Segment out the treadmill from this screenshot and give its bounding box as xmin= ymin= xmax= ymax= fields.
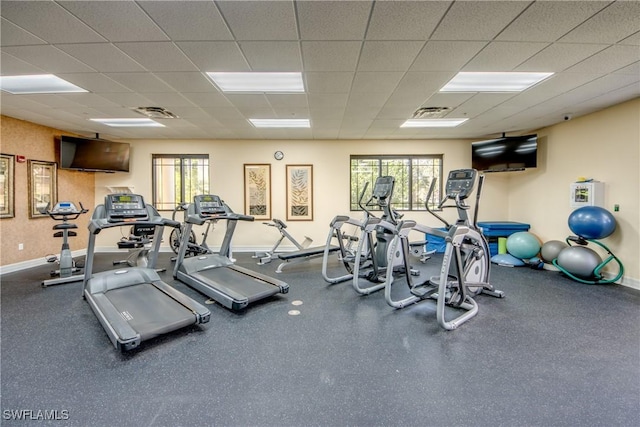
xmin=173 ymin=195 xmax=289 ymax=311
xmin=83 ymin=193 xmax=210 ymax=352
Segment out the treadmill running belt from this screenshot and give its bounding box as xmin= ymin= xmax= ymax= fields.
xmin=106 ymin=283 xmax=196 ymax=341
xmin=193 ymin=267 xmax=280 ymax=303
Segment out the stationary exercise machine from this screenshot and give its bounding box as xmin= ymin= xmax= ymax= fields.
xmin=169 ymin=202 xmax=212 ymax=258
xmin=173 ymin=195 xmax=289 ymax=311
xmin=83 ymin=193 xmax=210 ymax=351
xmin=351 ymin=175 xmax=409 ymax=295
xmin=384 ymin=169 xmax=504 ymax=330
xmin=42 ymin=201 xmax=88 ymax=287
xmin=113 ymin=224 xmax=163 ymax=270
xmin=253 ymin=218 xmax=312 ymax=265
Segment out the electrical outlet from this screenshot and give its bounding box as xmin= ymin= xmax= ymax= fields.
xmin=18 ymin=243 xmax=24 ymax=250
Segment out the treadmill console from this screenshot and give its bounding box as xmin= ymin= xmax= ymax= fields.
xmin=194 ymin=195 xmax=226 ymax=216
xmin=104 ymin=194 xmax=149 ymax=222
xmin=445 ymin=169 xmax=477 ymax=200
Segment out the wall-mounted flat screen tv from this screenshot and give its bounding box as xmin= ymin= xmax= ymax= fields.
xmin=471 ymin=134 xmax=537 ymax=172
xmin=58 ymin=135 xmax=130 ymax=173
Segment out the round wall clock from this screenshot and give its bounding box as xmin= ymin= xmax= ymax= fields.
xmin=274 ymin=151 xmax=284 ymax=161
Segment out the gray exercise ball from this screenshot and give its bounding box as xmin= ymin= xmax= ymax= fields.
xmin=556 ymin=246 xmax=602 ymax=278
xmin=540 ymin=240 xmax=568 ymax=263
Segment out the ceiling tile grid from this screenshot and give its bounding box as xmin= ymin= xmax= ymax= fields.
xmin=0 ymin=0 xmax=638 ymax=140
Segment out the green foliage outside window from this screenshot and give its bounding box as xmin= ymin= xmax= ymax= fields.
xmin=350 ymin=155 xmax=442 ymax=211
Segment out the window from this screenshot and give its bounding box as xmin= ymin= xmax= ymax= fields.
xmin=152 ymin=154 xmax=209 ymax=210
xmin=350 ymin=155 xmax=442 ymax=211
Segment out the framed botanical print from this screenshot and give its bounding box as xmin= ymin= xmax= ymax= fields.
xmin=286 ymin=164 xmax=313 ymax=221
xmin=28 ymin=159 xmax=57 ymax=218
xmin=0 ymin=154 xmax=15 ymax=218
xmin=244 ymin=164 xmax=271 ymax=220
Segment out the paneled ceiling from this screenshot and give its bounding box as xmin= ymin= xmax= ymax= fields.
xmin=1 ymin=0 xmax=638 ymax=140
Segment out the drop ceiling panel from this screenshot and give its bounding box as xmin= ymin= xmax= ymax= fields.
xmin=559 ymin=1 xmax=640 ymax=44
xmin=304 ymin=72 xmax=354 ymax=93
xmin=177 ymin=41 xmax=249 ymax=72
xmin=0 ymin=52 xmax=45 ymax=75
xmin=104 ymin=73 xmax=177 ymax=93
xmin=217 ymin=1 xmax=297 ymax=40
xmin=1 ymin=1 xmax=105 ymax=44
xmin=181 ymin=92 xmax=234 ymax=108
xmin=0 ymin=17 xmax=46 ymax=46
xmin=58 ymin=1 xmax=168 ymax=42
xmin=56 ymin=73 xmax=132 ymax=94
xmin=357 ymin=41 xmax=425 ymax=71
xmin=350 ymin=72 xmax=404 ymax=95
xmin=431 ymin=1 xmax=529 ymax=41
xmin=297 ymin=1 xmax=371 ymax=40
xmin=55 ymin=43 xmax=146 ymax=73
xmin=410 ymin=41 xmax=487 ymax=72
xmin=138 ymin=1 xmax=233 ymax=41
xmin=450 ymin=93 xmax=517 ymax=118
xmin=301 ymin=42 xmax=362 ymax=72
xmin=496 ymin=1 xmax=611 ymax=42
xmin=2 ymin=45 xmax=95 ymax=73
xmin=114 ymin=42 xmax=198 ymax=72
xmin=366 ymin=1 xmax=450 ymax=40
xmin=564 ymin=45 xmax=640 ymax=74
xmin=139 ymin=93 xmax=197 ymax=108
xmin=516 ymin=43 xmax=609 ymax=72
xmin=266 ymin=94 xmax=309 ymax=108
xmin=463 ymin=42 xmax=549 ymax=71
xmin=308 ymin=93 xmax=349 ymax=109
xmin=239 ymin=42 xmax=303 ymax=71
xmin=153 ymin=72 xmax=218 ymax=93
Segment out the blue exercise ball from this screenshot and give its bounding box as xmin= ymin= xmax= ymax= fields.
xmin=568 ymin=206 xmax=616 ymax=240
xmin=506 ymin=232 xmax=541 ymax=260
xmin=556 ymin=246 xmax=602 ymax=278
xmin=540 ymin=240 xmax=568 ymax=263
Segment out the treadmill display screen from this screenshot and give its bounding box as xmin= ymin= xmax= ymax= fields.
xmin=105 ymin=194 xmax=148 ymax=221
xmin=195 ymin=195 xmax=225 ymax=215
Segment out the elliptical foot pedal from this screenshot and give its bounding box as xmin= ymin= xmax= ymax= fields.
xmin=410 ymin=285 xmax=436 ymax=298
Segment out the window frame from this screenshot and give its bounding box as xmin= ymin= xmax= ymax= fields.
xmin=152 ymin=154 xmax=210 ymax=211
xmin=349 ymin=154 xmax=443 ymax=211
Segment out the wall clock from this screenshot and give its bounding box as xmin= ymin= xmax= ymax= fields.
xmin=274 ymin=151 xmax=284 ymax=161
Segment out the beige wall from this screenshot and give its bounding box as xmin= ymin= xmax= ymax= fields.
xmin=2 ymin=98 xmax=638 ymax=287
xmin=0 ymin=116 xmax=95 ymax=266
xmin=507 ymin=98 xmax=639 ymax=285
xmin=93 ymin=137 xmax=503 ymax=251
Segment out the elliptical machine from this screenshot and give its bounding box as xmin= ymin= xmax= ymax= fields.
xmin=351 ymin=176 xmax=408 ymax=295
xmin=42 ymin=201 xmax=89 ymax=287
xmin=383 ymin=169 xmax=504 ymax=330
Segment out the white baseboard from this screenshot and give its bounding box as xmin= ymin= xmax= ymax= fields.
xmin=0 ymin=249 xmax=87 ymax=275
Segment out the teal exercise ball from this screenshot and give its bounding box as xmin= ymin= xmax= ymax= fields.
xmin=540 ymin=240 xmax=568 ymax=263
xmin=556 ymin=246 xmax=602 ymax=278
xmin=506 ymin=232 xmax=541 ymax=260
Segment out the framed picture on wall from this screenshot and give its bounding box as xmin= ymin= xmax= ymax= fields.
xmin=28 ymin=159 xmax=57 ymax=219
xmin=0 ymin=153 xmax=15 ymax=219
xmin=286 ymin=164 xmax=313 ymax=221
xmin=243 ymin=164 xmax=271 ymax=220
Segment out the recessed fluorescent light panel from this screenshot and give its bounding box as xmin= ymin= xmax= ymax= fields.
xmin=440 ymin=72 xmax=554 ymax=92
xmin=401 ymin=118 xmax=468 ymax=128
xmin=249 ymin=119 xmax=310 ymax=128
xmin=206 ymin=72 xmax=304 ymax=93
xmin=0 ymin=74 xmax=88 ymax=94
xmin=90 ymin=118 xmax=165 ymax=127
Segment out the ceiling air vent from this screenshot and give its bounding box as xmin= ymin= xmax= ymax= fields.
xmin=133 ymin=107 xmax=179 ymax=119
xmin=412 ymin=107 xmax=451 ymax=119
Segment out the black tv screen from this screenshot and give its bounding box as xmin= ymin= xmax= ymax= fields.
xmin=58 ymin=135 xmax=130 ymax=172
xmin=471 ymin=134 xmax=537 ymax=172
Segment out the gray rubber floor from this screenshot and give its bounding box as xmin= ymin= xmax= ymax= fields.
xmin=1 ymin=252 xmax=639 ymax=426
